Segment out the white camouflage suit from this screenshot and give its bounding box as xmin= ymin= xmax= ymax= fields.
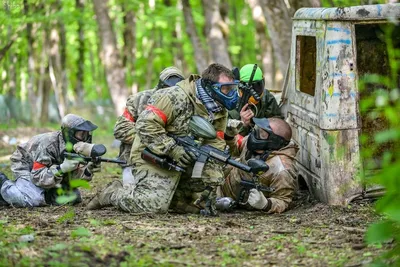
xmin=1 ymin=131 xmax=93 ymax=207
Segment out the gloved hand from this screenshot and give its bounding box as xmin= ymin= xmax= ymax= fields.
xmin=248 ymin=188 xmax=269 ymax=210
xmin=168 ymin=145 xmax=197 ymax=168
xmin=225 ymin=119 xmax=244 ymax=137
xmin=87 ymin=162 xmax=101 ymax=174
xmin=59 ymin=158 xmax=81 ymax=173
xmin=73 ymin=142 xmax=95 ymax=157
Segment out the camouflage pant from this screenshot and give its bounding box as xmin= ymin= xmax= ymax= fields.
xmin=110 ymin=161 xmax=225 ymax=214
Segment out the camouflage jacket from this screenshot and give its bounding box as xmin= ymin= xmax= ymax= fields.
xmin=114 ymin=89 xmax=156 ymax=165
xmin=228 ymin=88 xmax=282 ymax=136
xmin=10 ymin=131 xmax=93 ymax=189
xmin=131 ymin=74 xmax=228 ymax=174
xmin=221 ymin=136 xmax=299 ymax=213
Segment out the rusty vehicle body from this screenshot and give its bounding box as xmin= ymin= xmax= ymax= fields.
xmin=280 ymin=4 xmax=400 ymax=205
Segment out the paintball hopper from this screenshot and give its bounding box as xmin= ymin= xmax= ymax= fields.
xmin=73 ymin=142 xmax=107 ymax=157
xmin=189 ymin=116 xmax=216 ymax=140
xmin=91 ymin=144 xmax=107 ymax=157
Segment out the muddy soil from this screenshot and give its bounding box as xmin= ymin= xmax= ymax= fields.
xmin=0 ymin=128 xmax=388 ymax=266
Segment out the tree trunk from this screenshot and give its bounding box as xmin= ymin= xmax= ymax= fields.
xmin=57 ymin=0 xmax=68 ymax=114
xmin=165 ymin=0 xmax=187 ymax=74
xmin=144 ymin=39 xmax=155 ymax=90
xmin=122 ymin=4 xmax=137 ymax=94
xmin=24 ymin=0 xmax=38 ymax=123
xmin=49 ymin=6 xmax=67 ymax=119
xmin=247 ymin=0 xmax=275 ymax=90
xmin=259 ymin=0 xmax=292 ymax=76
xmin=181 ymin=0 xmax=208 ymax=73
xmin=75 ymin=0 xmax=85 ymax=107
xmin=93 ymin=0 xmax=128 ymax=115
xmin=201 ymin=0 xmax=232 ymax=68
xmin=38 ymin=25 xmax=51 ymax=123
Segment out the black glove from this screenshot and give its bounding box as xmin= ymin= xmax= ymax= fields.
xmin=168 ymin=145 xmax=197 ymax=168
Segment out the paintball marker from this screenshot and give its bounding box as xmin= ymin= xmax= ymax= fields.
xmin=169 ymin=134 xmax=252 ymax=177
xmin=236 ymin=64 xmax=262 ymax=111
xmin=63 ymin=144 xmax=126 ymax=165
xmin=238 ymin=158 xmax=274 ymax=206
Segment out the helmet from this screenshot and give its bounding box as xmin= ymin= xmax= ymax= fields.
xmin=239 ymin=64 xmax=265 ymax=105
xmin=61 ymin=114 xmax=98 ymax=145
xmin=157 ymin=66 xmax=185 ymax=88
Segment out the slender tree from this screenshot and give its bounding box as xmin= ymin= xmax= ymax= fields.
xmin=201 ymin=0 xmax=232 ymax=68
xmin=122 ymin=1 xmax=137 ymax=94
xmin=182 ymin=0 xmax=208 ymax=73
xmin=93 ymin=0 xmax=128 ymax=115
xmin=247 ymin=0 xmax=275 ymax=90
xmin=24 ymin=0 xmax=38 ymax=123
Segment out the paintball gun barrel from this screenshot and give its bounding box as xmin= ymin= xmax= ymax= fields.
xmin=64 ymin=153 xmax=126 ymax=165
xmin=63 ymin=144 xmax=126 ymax=165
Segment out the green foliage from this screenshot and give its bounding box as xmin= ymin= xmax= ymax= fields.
xmin=360 ymin=23 xmax=400 ymax=266
xmin=71 ymin=227 xmax=92 ymax=238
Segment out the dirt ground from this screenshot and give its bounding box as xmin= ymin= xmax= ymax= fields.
xmin=0 ymin=128 xmax=388 ymax=266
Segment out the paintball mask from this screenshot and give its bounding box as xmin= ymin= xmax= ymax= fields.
xmin=61 ymin=114 xmax=98 ymax=146
xmin=203 ymin=79 xmax=240 ymax=110
xmin=157 ymin=66 xmax=185 ymax=88
xmin=246 ymin=118 xmax=289 ymax=160
xmin=239 ymin=64 xmax=265 ymax=106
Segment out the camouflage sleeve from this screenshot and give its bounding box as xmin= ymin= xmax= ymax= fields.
xmin=135 ymin=94 xmax=178 ymax=155
xmin=30 ymin=150 xmax=63 ymax=189
xmin=262 ymin=169 xmax=296 ymax=214
xmin=262 ymin=89 xmax=282 ymax=118
xmin=114 ymin=94 xmax=139 ymax=144
xmin=114 ymin=116 xmax=136 ymax=144
xmin=225 ymin=134 xmax=246 ymax=157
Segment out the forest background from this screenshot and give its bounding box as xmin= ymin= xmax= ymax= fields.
xmin=0 ymin=0 xmax=396 ymax=125
xmin=0 ymin=0 xmax=400 ymax=266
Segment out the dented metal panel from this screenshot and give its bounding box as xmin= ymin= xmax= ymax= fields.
xmin=294 ymin=4 xmax=400 ymax=21
xmin=320 ymin=22 xmax=358 ymax=130
xmin=320 ymin=129 xmax=362 ymax=205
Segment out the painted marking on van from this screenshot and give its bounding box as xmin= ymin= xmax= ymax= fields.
xmin=328 ymin=85 xmax=334 ymax=96
xmin=329 ymin=72 xmax=355 ymax=78
xmin=325 ymin=91 xmax=356 ymax=98
xmin=328 ymin=56 xmax=338 ymax=61
xmin=327 ymin=27 xmax=351 ymax=34
xmin=326 ymin=39 xmax=351 ymax=45
xmin=377 ymin=4 xmax=382 ymax=16
xmin=324 ymin=113 xmax=337 ymax=118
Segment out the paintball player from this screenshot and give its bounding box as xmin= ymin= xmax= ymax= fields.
xmin=228 ymin=64 xmax=281 ymax=137
xmin=87 ymin=63 xmax=239 ymax=216
xmin=0 ymin=114 xmax=101 ymax=207
xmin=114 ymin=67 xmax=185 ymax=185
xmin=219 ymin=117 xmax=299 ymax=213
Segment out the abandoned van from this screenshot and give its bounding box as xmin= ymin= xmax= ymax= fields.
xmin=280 ymin=4 xmax=400 ymax=205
